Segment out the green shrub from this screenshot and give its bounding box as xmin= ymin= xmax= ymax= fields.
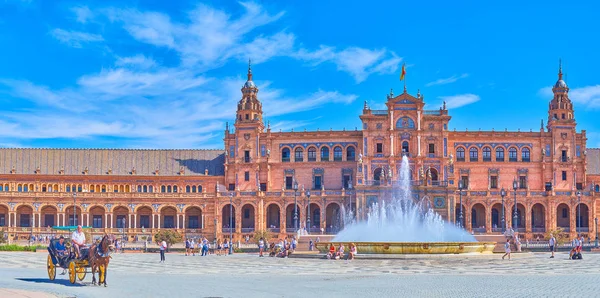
xmin=154 ymin=230 xmax=183 ymax=248
xmin=0 ymin=244 xmax=45 ymax=252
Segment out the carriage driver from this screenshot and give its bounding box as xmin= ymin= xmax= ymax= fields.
xmin=71 ymin=225 xmax=86 ymax=259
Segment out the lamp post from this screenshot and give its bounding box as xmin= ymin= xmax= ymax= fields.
xmin=214 ymin=218 xmax=217 ymax=246
xmin=576 ymin=191 xmax=581 ymax=236
xmin=595 ymin=217 xmax=599 ymax=248
xmin=229 ymin=192 xmax=233 ymax=255
xmin=122 ymin=218 xmax=126 ymax=242
xmin=306 ymin=190 xmax=311 ymax=234
xmin=348 ymin=179 xmax=353 ymax=217
xmin=293 ymin=181 xmax=299 ymax=231
xmin=512 ymin=179 xmax=518 ymax=230
xmin=500 ymin=188 xmax=506 ymax=233
xmin=73 ymin=192 xmax=77 ymax=226
xmin=458 ymin=180 xmax=464 ymax=228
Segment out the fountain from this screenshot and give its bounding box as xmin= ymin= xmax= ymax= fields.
xmin=316 ymin=156 xmax=495 ymax=254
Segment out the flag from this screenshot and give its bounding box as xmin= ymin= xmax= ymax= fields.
xmin=400 ymin=63 xmax=406 ymax=81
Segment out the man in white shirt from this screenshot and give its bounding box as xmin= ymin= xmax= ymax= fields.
xmin=71 ymin=225 xmax=86 ymax=259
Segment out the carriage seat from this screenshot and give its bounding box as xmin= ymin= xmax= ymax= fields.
xmin=79 ymin=247 xmax=90 ymax=260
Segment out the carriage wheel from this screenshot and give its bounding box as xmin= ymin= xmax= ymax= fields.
xmin=77 ymin=266 xmax=86 ymax=281
xmin=68 ymin=261 xmax=76 ymax=284
xmin=47 ymin=255 xmax=56 ymax=281
xmin=98 ymin=264 xmax=105 ymax=284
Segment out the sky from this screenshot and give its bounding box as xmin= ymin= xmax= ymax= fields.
xmin=0 ymin=0 xmax=599 ymax=149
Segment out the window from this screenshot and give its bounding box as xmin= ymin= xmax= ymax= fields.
xmin=20 ymin=214 xmax=30 ymax=227
xmin=314 ymin=176 xmax=322 ymax=190
xmin=198 ymin=185 xmax=202 ymax=193
xmin=186 ymin=186 xmax=191 ymax=193
xmin=562 ymin=171 xmax=567 ymax=181
xmin=545 ymin=182 xmax=553 ymax=191
xmin=483 ymin=147 xmax=492 ymax=162
xmin=244 ymin=150 xmax=250 ymax=163
xmin=402 ymin=141 xmax=409 ymax=154
xmin=308 ymin=147 xmax=317 ymax=162
xmin=244 ymin=171 xmax=250 ymax=181
xmin=0 ymin=214 xmax=4 ymax=226
xmin=92 ymin=215 xmax=103 ymax=228
xmin=522 ymin=148 xmax=530 ymax=162
xmin=561 ymin=150 xmax=567 ymax=162
xmin=469 ymin=148 xmax=478 ymax=162
xmin=428 ymin=144 xmax=435 ymax=154
xmin=17 ymin=185 xmax=22 ymax=192
xmin=490 ymin=176 xmax=498 ymax=189
xmin=245 ymin=114 xmax=249 ymax=120
xmin=140 ymin=215 xmax=150 ymax=229
xmin=334 ymin=147 xmax=343 ymax=161
xmin=167 ymin=185 xmax=172 ymax=193
xmin=461 ymin=176 xmax=469 ymax=189
xmin=561 ymin=113 xmax=565 ymax=119
xmin=260 ymin=183 xmax=267 ymax=191
xmin=188 ymin=216 xmax=199 ymax=229
xmin=495 ymin=148 xmax=504 ymax=161
xmin=456 ymin=148 xmax=465 ymax=162
xmin=596 ymin=184 xmax=600 ymax=192
xmin=320 ymin=147 xmax=330 ymax=162
xmin=343 ymin=175 xmax=351 ymax=189
xmin=161 ymin=185 xmax=166 ymax=193
xmin=66 ymin=185 xmax=71 ymax=192
xmin=116 ymin=215 xmax=126 ymax=228
xmin=519 ymin=176 xmax=527 ymax=189
xmin=347 ymin=146 xmax=356 ymax=161
xmin=244 ymin=209 xmax=250 ymax=219
xmin=295 ymin=148 xmax=304 ymax=162
xmin=228 ymin=184 xmax=235 ymax=191
xmin=509 ymin=148 xmax=518 ymax=162
xmin=576 ymin=183 xmax=583 ymax=190
xmin=282 ymin=148 xmax=290 ymax=162
xmin=376 ymin=143 xmax=383 ymax=153
xmin=562 ymin=208 xmax=568 ymax=218
xmin=285 ymin=177 xmax=293 ymax=190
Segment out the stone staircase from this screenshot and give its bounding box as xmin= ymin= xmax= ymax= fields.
xmin=295 ymin=235 xmax=335 ymax=252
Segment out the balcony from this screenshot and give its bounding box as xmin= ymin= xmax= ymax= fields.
xmin=509 ymin=157 xmax=517 ymax=162
xmin=244 ymin=156 xmax=251 ymax=163
xmin=532 ymin=228 xmax=546 ymax=233
xmin=334 ymin=156 xmax=342 ymax=162
xmin=222 ymin=228 xmax=235 ymax=233
xmin=321 ymin=156 xmax=329 ymax=162
xmin=308 ymin=156 xmax=317 ymax=162
xmin=295 ymin=157 xmax=303 ymax=162
xmin=282 ymin=157 xmax=290 ymax=162
xmin=241 ymin=228 xmax=255 ymax=233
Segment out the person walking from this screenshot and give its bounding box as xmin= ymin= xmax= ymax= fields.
xmin=549 ymin=234 xmax=556 ymax=258
xmin=502 ymin=239 xmax=511 ymax=260
xmin=159 ymin=240 xmax=167 ymax=263
xmin=258 ymin=237 xmax=265 ymax=257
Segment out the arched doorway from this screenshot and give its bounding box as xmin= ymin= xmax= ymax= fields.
xmin=455 ymin=203 xmax=466 ymax=228
xmin=401 ymin=141 xmax=409 ymax=155
xmin=65 ymin=206 xmax=82 ymax=227
xmin=185 ymin=207 xmax=202 ymax=229
xmin=531 ymin=203 xmax=546 ymax=232
xmin=513 ymin=203 xmax=526 ymax=230
xmin=471 ymin=203 xmax=486 ymax=233
xmin=556 ymin=203 xmax=570 ymax=231
xmin=90 ymin=206 xmax=105 ymax=229
xmin=222 ymin=204 xmax=236 ymax=233
xmin=491 ymin=203 xmax=505 ymax=231
xmin=426 ymin=167 xmax=439 ymax=186
xmin=265 ymin=204 xmax=280 ymax=231
xmin=0 ymin=204 xmax=8 ymax=227
xmin=113 ymin=206 xmax=129 ymax=229
xmin=160 ymin=206 xmax=176 ymax=228
xmin=241 ymin=204 xmax=255 ymax=232
xmin=286 ymin=204 xmax=301 ymax=232
xmin=576 ymin=203 xmax=589 ymax=233
xmin=373 ymin=168 xmax=382 ymax=185
xmin=325 ymin=203 xmax=341 ymax=234
xmin=136 ymin=206 xmax=152 ymax=229
xmin=41 ymin=206 xmax=57 ymax=227
xmin=16 ymin=205 xmax=33 ymax=227
xmin=305 ymin=203 xmax=321 ymax=233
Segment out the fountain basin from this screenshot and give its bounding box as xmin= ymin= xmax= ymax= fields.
xmin=316 ymin=242 xmax=496 ymax=254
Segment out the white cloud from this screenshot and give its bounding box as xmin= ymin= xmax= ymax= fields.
xmin=426 ymin=73 xmax=469 ymax=87
xmin=539 ymin=85 xmax=600 ymax=109
xmin=50 ymin=28 xmax=103 ymax=48
xmin=436 ymin=94 xmax=480 ymax=109
xmin=71 ymin=6 xmax=93 ymax=24
xmin=115 ymin=54 xmax=157 ymax=69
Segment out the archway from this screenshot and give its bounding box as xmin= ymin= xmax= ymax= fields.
xmin=41 ymin=206 xmax=57 ymax=227
xmin=64 ymin=206 xmax=82 ymax=227
xmin=455 ymin=203 xmax=466 ymax=228
xmin=513 ymin=203 xmax=526 ymax=230
xmin=325 ymin=203 xmax=342 ymax=234
xmin=90 ymin=206 xmax=105 ymax=228
xmin=286 ymin=204 xmax=301 ymax=232
xmin=113 ymin=206 xmax=129 ymax=229
xmin=373 ymin=168 xmax=382 ymax=185
xmin=576 ymin=203 xmax=589 ymax=233
xmin=531 ymin=203 xmax=546 ymax=232
xmin=491 ymin=203 xmax=505 ymax=231
xmin=426 ymin=167 xmax=439 ymax=185
xmin=306 ymin=203 xmax=321 ymax=232
xmin=556 ymin=203 xmax=570 ymax=230
xmin=471 ymin=203 xmax=486 ymax=232
xmin=185 ymin=207 xmax=202 ymax=229
xmin=265 ymin=204 xmax=280 ymax=231
xmin=160 ymin=206 xmax=177 ymax=229
xmin=16 ymin=205 xmax=33 ymax=227
xmin=241 ymin=204 xmax=255 ymax=232
xmin=222 ymin=204 xmax=236 ymax=232
xmin=0 ymin=204 xmax=8 ymax=227
xmin=136 ymin=206 xmax=152 ymax=229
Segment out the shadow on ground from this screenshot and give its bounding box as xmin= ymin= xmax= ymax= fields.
xmin=16 ymin=278 xmax=86 ymax=287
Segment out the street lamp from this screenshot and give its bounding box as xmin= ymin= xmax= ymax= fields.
xmin=500 ymin=187 xmax=506 ymax=233
xmin=122 ymin=218 xmax=126 ymax=242
xmin=577 ymin=191 xmax=582 ymax=236
xmin=512 ymin=178 xmax=518 ymax=230
xmin=458 ymin=180 xmax=464 ymax=228
xmin=213 ymin=218 xmax=217 ymax=246
xmin=595 ymin=217 xmax=599 ymax=248
xmin=306 ymin=190 xmax=311 ymax=234
xmin=73 ymin=192 xmax=77 ymax=226
xmin=293 ymin=180 xmax=299 ymax=231
xmin=229 ymin=192 xmax=233 ymax=255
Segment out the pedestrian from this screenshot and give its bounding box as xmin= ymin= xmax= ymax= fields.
xmin=159 ymin=240 xmax=167 ymax=263
xmin=309 ymin=239 xmax=314 ymax=251
xmin=502 ymin=239 xmax=511 ymax=260
xmin=549 ymin=234 xmax=556 ymax=258
xmin=185 ymin=238 xmax=190 ymax=256
xmin=259 ymin=237 xmax=265 ymax=257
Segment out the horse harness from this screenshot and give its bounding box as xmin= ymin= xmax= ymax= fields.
xmin=96 ymin=236 xmax=113 ymax=258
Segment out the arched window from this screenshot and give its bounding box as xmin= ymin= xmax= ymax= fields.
xmin=396 ymin=117 xmax=416 ymax=129
xmin=469 ymin=147 xmax=478 ymax=162
xmin=596 ymin=185 xmax=600 ymax=192
xmin=522 ymin=148 xmax=531 ymax=162
xmin=186 ymin=185 xmax=191 ymax=193
xmin=509 ymin=147 xmax=518 ymax=162
xmin=149 ymin=186 xmax=153 ymax=193
xmin=347 ymin=146 xmax=356 ymax=161
xmin=456 ymin=147 xmax=465 ymax=162
xmin=334 ymin=146 xmax=343 ymax=161
xmin=167 ymin=185 xmax=172 ymax=193
xmin=402 ymin=141 xmax=409 ymax=155
xmin=161 ymin=185 xmax=166 ymax=193
xmin=190 ymin=186 xmax=195 ymax=192
xmin=198 ymin=185 xmax=203 ymax=193
xmin=321 ymin=147 xmax=330 ymax=162
xmin=496 ymin=147 xmax=505 ymax=162
xmin=294 ymin=148 xmax=304 ymax=162
xmin=482 ymin=147 xmax=491 ymax=161
xmin=143 ymin=185 xmax=148 ymax=192
xmin=173 ymin=185 xmax=178 ymax=193
xmin=308 ymin=147 xmax=317 ymax=162
xmin=281 ymin=148 xmax=291 ymax=162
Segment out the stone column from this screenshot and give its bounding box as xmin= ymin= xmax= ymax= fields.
xmin=152 ymin=214 xmax=155 ymax=229
xmin=570 ymin=206 xmax=577 ymax=239
xmin=465 ymin=207 xmax=472 ymax=232
xmin=235 ymin=206 xmax=242 ymax=238
xmin=525 ymin=205 xmax=532 ymax=234
xmin=176 ymin=214 xmax=180 ymax=229
xmin=485 ymin=206 xmax=492 ymax=234
xmin=133 ymin=214 xmax=137 ymax=229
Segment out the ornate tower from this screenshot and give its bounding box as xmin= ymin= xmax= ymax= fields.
xmin=235 ymin=60 xmax=264 ymax=131
xmin=547 ymin=60 xmax=575 ymax=128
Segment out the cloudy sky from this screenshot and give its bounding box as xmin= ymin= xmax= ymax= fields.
xmin=0 ymin=0 xmax=599 ymax=149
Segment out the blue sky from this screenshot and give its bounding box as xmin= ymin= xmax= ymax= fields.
xmin=0 ymin=0 xmax=599 ymax=149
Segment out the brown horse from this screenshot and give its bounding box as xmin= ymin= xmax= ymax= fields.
xmin=89 ymin=234 xmax=116 ymax=287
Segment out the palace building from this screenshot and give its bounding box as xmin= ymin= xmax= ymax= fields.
xmin=1 ymin=62 xmax=599 ymax=242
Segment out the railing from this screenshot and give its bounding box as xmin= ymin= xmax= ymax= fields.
xmin=491 ymin=228 xmax=503 ymax=233
xmin=577 ymin=227 xmax=590 ymax=232
xmin=282 ymin=157 xmax=290 ymax=162
xmin=321 ymin=157 xmax=329 ymax=162
xmin=241 ymin=228 xmax=255 ymax=233
xmin=285 ymin=228 xmax=296 ymax=233
xmin=222 ymin=228 xmax=234 ymax=233
xmin=185 ymin=228 xmax=203 ymax=234
xmin=371 ymin=110 xmax=388 ymax=115
xmin=295 ymin=157 xmax=303 ymax=162
xmin=308 ymin=227 xmax=321 ymax=233
xmin=472 ymin=228 xmax=486 ymax=233
xmin=559 ymin=227 xmax=570 ymax=232
xmin=269 ymin=228 xmax=280 ymax=233
xmin=308 ymin=157 xmax=317 ymax=162
xmin=532 ymin=228 xmax=546 ymax=233
xmin=423 ymin=110 xmax=445 ymax=116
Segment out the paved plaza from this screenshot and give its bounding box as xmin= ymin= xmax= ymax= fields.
xmin=0 ymin=251 xmax=599 ymax=297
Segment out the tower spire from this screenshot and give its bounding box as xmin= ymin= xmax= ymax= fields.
xmin=558 ymin=58 xmax=563 ymax=80
xmin=247 ymin=58 xmax=253 ymax=81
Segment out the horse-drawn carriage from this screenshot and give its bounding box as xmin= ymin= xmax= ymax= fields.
xmin=46 ymin=226 xmax=115 ymax=285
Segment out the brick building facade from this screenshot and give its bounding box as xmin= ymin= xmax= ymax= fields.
xmin=1 ymin=63 xmax=599 ymax=242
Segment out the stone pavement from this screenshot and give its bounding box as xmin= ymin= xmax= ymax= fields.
xmin=0 ymin=288 xmax=57 ymax=298
xmin=0 ymin=251 xmax=599 ymax=297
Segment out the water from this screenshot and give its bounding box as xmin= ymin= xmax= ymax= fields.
xmin=334 ymin=156 xmax=476 ymax=242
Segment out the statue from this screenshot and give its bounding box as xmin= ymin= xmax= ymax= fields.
xmin=542 ymin=148 xmax=546 ymax=156
xmin=358 ymin=153 xmax=363 ymax=164
xmin=449 ymin=153 xmax=454 ymax=165
xmin=266 ymin=149 xmax=271 ymax=157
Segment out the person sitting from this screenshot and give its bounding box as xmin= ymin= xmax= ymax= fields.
xmin=347 ymin=243 xmax=357 ymax=260
xmin=71 ymin=225 xmax=86 ymax=259
xmin=326 ymin=244 xmax=336 ymax=260
xmin=55 ymin=236 xmax=68 ymax=275
xmin=335 ymin=243 xmax=345 ymax=260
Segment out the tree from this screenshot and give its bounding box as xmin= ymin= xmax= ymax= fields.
xmin=252 ymin=230 xmax=272 ymax=245
xmin=0 ymin=229 xmax=6 ymax=244
xmin=545 ymin=228 xmax=568 ymax=246
xmin=154 ymin=230 xmax=183 ymax=249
